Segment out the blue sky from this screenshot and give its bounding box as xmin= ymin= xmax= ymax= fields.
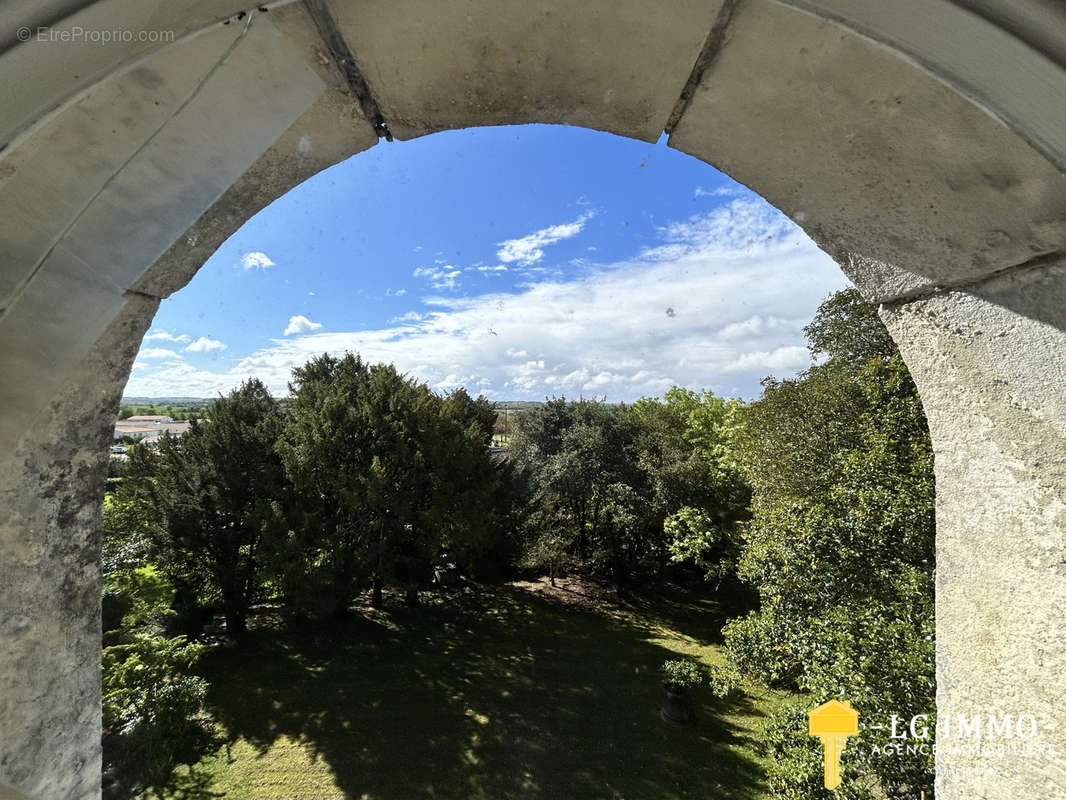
xmin=127 ymin=124 xmax=848 ymax=401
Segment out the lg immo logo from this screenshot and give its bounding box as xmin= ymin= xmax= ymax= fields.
xmin=808 ymin=700 xmax=859 ymax=790
xmin=808 ymin=700 xmax=1059 ymax=791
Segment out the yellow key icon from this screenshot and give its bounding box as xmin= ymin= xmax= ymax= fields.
xmin=808 ymin=700 xmax=859 ymax=790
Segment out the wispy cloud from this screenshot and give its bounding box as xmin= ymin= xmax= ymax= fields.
xmin=137 ymin=347 xmax=183 ymax=359
xmin=127 ymin=197 xmax=848 ymax=401
xmin=694 ymin=185 xmax=739 ymax=199
xmin=144 ymin=329 xmax=190 ymax=344
xmin=185 ymin=336 xmax=227 ymax=353
xmin=413 ymin=266 xmax=462 ymax=290
xmin=717 ymin=315 xmax=792 ymax=342
xmin=496 ymin=213 xmax=593 ymax=266
xmin=239 ymin=251 xmax=276 ymax=270
xmin=720 ymin=346 xmax=810 ymax=374
xmin=284 ymin=315 xmax=323 ymax=336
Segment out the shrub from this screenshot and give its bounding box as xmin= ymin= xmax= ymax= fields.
xmin=762 ymin=705 xmax=875 ymax=800
xmin=660 ymin=659 xmax=704 ymax=690
xmin=102 ymin=632 xmax=207 ymax=785
xmin=706 ymin=661 xmax=743 ymax=698
xmin=101 ymin=557 xmax=209 ymax=789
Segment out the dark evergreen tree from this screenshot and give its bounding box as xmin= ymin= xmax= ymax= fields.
xmin=126 ymin=379 xmax=285 ymax=635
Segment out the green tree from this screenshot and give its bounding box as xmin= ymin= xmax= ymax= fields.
xmin=127 ymin=379 xmax=286 ymax=634
xmin=802 ymin=287 xmax=896 ymax=372
xmin=514 ymin=392 xmax=747 ymax=592
xmin=358 ymin=363 xmax=448 ymax=606
xmin=721 ymin=290 xmax=935 ymax=798
xmin=100 ymin=535 xmax=207 ymax=790
xmin=628 ymin=388 xmax=750 ymax=584
xmin=442 ymin=387 xmax=498 ymax=445
xmin=512 ymin=399 xmax=635 ymax=589
xmin=436 ymin=389 xmax=518 ymax=581
xmin=276 ymin=353 xmax=377 ymax=614
xmin=279 ymin=353 xmax=510 ymax=612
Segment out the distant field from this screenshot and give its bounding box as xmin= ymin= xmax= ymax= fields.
xmin=117 ymin=400 xmax=213 ymax=421
xmin=140 ymin=581 xmax=793 ymax=800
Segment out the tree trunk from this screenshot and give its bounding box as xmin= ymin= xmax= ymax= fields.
xmin=405 ymin=585 xmax=419 ymax=606
xmin=371 ymin=578 xmax=383 ymax=608
xmin=224 ymin=607 xmax=247 ymax=636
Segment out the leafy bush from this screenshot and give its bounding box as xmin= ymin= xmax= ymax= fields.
xmin=102 ymin=632 xmax=207 ymax=785
xmin=660 ymin=659 xmax=704 ymax=690
xmin=104 ymin=564 xmax=174 ymax=632
xmin=100 ymin=548 xmax=208 ymax=789
xmin=762 ymin=705 xmax=874 ymax=800
xmin=706 ymin=661 xmax=743 ymax=698
xmin=665 ymin=506 xmax=738 ymax=587
xmin=720 ymin=291 xmax=935 ymax=798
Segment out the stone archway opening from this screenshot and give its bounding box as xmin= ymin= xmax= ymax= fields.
xmin=1 ymin=2 xmax=1064 ymax=798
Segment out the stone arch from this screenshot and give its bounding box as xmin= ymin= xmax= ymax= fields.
xmin=1 ymin=2 xmax=1064 ymax=798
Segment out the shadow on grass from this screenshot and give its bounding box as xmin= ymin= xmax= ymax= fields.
xmin=190 ymin=584 xmax=768 ymax=799
xmin=104 ymin=719 xmax=226 ymax=800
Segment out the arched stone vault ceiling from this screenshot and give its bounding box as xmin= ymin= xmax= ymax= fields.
xmin=1 ymin=2 xmax=1064 ymax=798
xmin=2 ymin=0 xmax=1065 ymax=450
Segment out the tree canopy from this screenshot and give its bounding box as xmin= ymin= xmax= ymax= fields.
xmin=124 ymin=379 xmax=285 ymax=634
xmin=721 ymin=289 xmax=935 ymax=798
xmin=101 ymin=291 xmax=935 ymax=798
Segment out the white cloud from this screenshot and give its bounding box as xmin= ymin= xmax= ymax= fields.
xmin=720 ymin=346 xmax=811 ymax=374
xmin=239 ymin=251 xmax=276 ymax=270
xmin=283 ymin=315 xmax=323 ymax=336
xmin=496 ymin=213 xmax=593 ymax=266
xmin=137 ymin=347 xmax=183 ymax=359
xmin=643 ymin=197 xmax=798 ymax=264
xmin=144 ymin=329 xmax=190 ymax=344
xmin=413 ymin=266 xmax=462 ymax=290
xmin=386 ymin=288 xmax=407 ymax=296
xmin=717 ymin=315 xmax=797 ymax=342
xmin=694 ymin=185 xmax=739 ymax=199
xmin=125 ymin=198 xmax=848 ymax=401
xmin=185 ymin=336 xmax=227 ymax=352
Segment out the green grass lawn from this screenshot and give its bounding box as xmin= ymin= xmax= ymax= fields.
xmin=143 ymin=580 xmax=793 ymax=799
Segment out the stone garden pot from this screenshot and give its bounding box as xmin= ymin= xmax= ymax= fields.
xmin=660 ymin=683 xmax=695 ymax=725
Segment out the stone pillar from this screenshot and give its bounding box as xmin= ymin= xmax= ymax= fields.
xmin=0 ymin=295 xmax=156 ymax=800
xmin=881 ymin=260 xmax=1066 ymax=798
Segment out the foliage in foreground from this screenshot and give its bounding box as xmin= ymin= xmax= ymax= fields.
xmin=761 ymin=705 xmax=875 ymax=800
xmin=101 ymin=562 xmax=207 ymax=793
xmin=722 ymin=290 xmax=935 ymax=799
xmin=103 ymin=634 xmax=207 ymax=787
